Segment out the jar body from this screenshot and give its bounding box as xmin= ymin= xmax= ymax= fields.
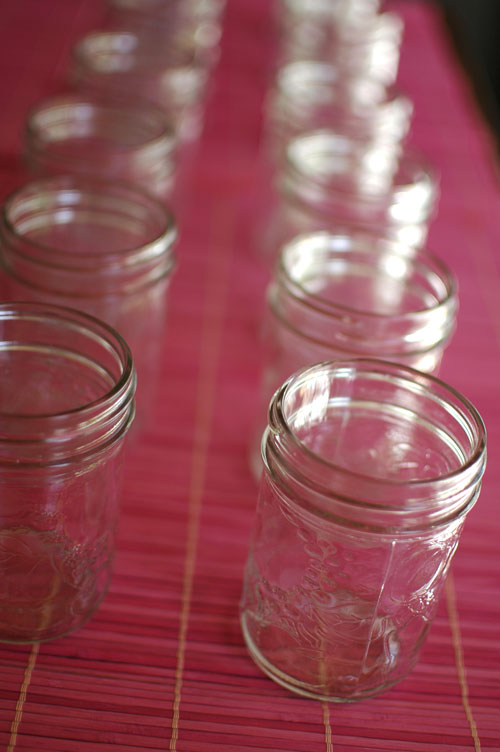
xmin=241 ymin=360 xmax=486 ymax=700
xmin=241 ymin=474 xmax=464 ymax=700
xmin=0 ymin=303 xmax=135 ymax=643
xmin=0 ymin=445 xmax=125 ymax=643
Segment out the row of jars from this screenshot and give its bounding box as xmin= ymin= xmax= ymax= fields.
xmin=239 ymin=0 xmax=487 ymax=706
xmin=0 ymin=0 xmax=225 ymax=644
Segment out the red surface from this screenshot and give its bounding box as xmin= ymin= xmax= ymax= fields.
xmin=0 ymin=0 xmax=499 ymax=750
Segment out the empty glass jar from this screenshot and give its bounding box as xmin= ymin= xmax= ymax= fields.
xmin=264 ymin=61 xmax=412 ymax=162
xmin=23 ymin=93 xmax=177 ymax=200
xmin=263 ymin=130 xmax=438 ymax=255
xmin=105 ymin=0 xmax=224 ymax=68
xmin=70 ymin=30 xmax=209 ymax=143
xmin=0 ymin=302 xmax=136 ymax=643
xmin=277 ymin=0 xmax=380 ymax=33
xmin=0 ymin=176 xmax=177 ymax=431
xmin=279 ymin=10 xmax=403 ymax=86
xmin=241 ymin=359 xmax=486 ymax=701
xmin=250 ymin=230 xmax=457 ymax=476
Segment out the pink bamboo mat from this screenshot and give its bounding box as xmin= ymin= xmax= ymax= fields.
xmin=0 ymin=1 xmax=499 ymax=750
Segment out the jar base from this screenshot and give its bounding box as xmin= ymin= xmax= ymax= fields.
xmin=241 ymin=612 xmax=404 ymax=703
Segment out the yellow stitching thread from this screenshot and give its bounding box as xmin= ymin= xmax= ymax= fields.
xmin=7 ymin=644 xmax=40 ymax=752
xmin=322 ymin=702 xmax=333 ymax=752
xmin=169 ymin=206 xmax=233 ymax=750
xmin=445 ymin=574 xmax=481 ymax=752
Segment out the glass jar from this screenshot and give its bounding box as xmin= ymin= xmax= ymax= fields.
xmin=0 ymin=176 xmax=176 ymax=432
xmin=105 ymin=0 xmax=224 ymax=68
xmin=70 ymin=30 xmax=209 ymax=143
xmin=0 ymin=302 xmax=136 ymax=643
xmin=277 ymin=0 xmax=380 ymax=31
xmin=23 ymin=93 xmax=177 ymax=201
xmin=250 ymin=230 xmax=457 ymax=476
xmin=264 ymin=61 xmax=412 ymax=163
xmin=279 ymin=10 xmax=403 ymax=86
xmin=263 ymin=130 xmax=438 ymax=255
xmin=241 ymin=359 xmax=486 ymax=701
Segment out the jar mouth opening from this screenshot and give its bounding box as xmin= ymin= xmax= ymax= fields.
xmin=277 ymin=231 xmax=456 ymax=320
xmin=268 ymin=359 xmax=486 ymax=495
xmin=0 ymin=302 xmax=135 ymax=423
xmin=25 ymin=94 xmax=175 ymax=153
xmin=1 ymin=176 xmax=177 ymax=269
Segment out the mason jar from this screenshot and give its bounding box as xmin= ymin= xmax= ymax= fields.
xmin=250 ymin=230 xmax=457 ymax=476
xmin=105 ymin=0 xmax=224 ymax=68
xmin=23 ymin=93 xmax=177 ymax=201
xmin=241 ymin=359 xmax=486 ymax=701
xmin=279 ymin=10 xmax=403 ymax=86
xmin=0 ymin=302 xmax=136 ymax=643
xmin=262 ymin=129 xmax=438 ymax=256
xmin=70 ymin=30 xmax=209 ymax=143
xmin=264 ymin=61 xmax=412 ymax=163
xmin=0 ymin=176 xmax=176 ymax=431
xmin=277 ymin=0 xmax=380 ymax=32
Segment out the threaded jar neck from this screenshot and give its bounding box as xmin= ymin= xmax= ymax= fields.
xmin=0 ymin=176 xmax=177 ymax=298
xmin=280 ymin=130 xmax=437 ymax=235
xmin=263 ymin=360 xmax=486 ymax=532
xmin=0 ymin=303 xmax=136 ymax=466
xmin=268 ymin=231 xmax=457 ymax=365
xmin=24 ymin=93 xmax=177 ymax=191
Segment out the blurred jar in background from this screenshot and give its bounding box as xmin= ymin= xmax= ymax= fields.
xmin=0 ymin=303 xmax=136 ymax=643
xmin=70 ymin=30 xmax=210 ymax=144
xmin=264 ymin=61 xmax=413 ymax=163
xmin=250 ymin=230 xmax=457 ymax=477
xmin=23 ymin=93 xmax=177 ymax=202
xmin=0 ymin=177 xmax=177 ymax=433
xmin=279 ymin=11 xmax=403 ymax=87
xmin=277 ymin=0 xmax=380 ymax=35
xmin=106 ymin=0 xmax=225 ymax=68
xmin=261 ymin=130 xmax=438 ymax=257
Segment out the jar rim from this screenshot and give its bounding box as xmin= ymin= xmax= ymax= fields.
xmin=276 ymin=230 xmax=456 ymax=321
xmin=1 ymin=175 xmax=177 ymax=269
xmin=267 ymin=359 xmax=486 ymax=495
xmin=0 ymin=301 xmax=135 ymax=423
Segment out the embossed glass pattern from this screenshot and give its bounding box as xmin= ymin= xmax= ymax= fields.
xmin=0 ymin=303 xmax=135 ymax=643
xmin=241 ymin=359 xmax=486 ymax=701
